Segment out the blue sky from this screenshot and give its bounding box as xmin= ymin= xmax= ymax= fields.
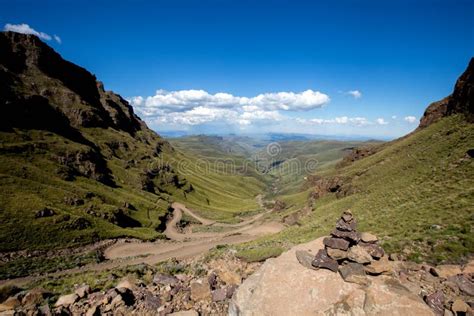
xmin=2 ymin=0 xmax=473 ymax=139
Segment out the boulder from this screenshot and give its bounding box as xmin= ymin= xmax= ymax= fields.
xmin=153 ymin=273 xmax=179 ymax=286
xmin=190 ymin=278 xmax=211 ymax=301
xmin=348 ymin=245 xmax=373 ymax=264
xmin=0 ymin=297 xmax=20 ymax=312
xmin=326 ymin=248 xmax=348 ymax=261
xmin=424 ymin=291 xmax=445 ymax=315
xmin=462 ymin=259 xmax=474 ymax=274
xmin=55 ymin=293 xmax=78 ymax=307
xmin=116 ymin=278 xmax=136 ymax=290
xmin=74 ymin=285 xmax=90 ymax=298
xmin=451 ymin=299 xmax=469 ymax=314
xmin=365 ymin=257 xmax=392 ymax=275
xmin=338 ymin=262 xmax=370 ymax=286
xmin=230 ymin=238 xmax=434 ymax=316
xmin=360 ymin=232 xmax=378 ymax=243
xmin=311 ymin=248 xmax=339 ymax=272
xmin=360 ymin=242 xmax=385 ymax=259
xmin=434 ymin=265 xmax=462 ymax=279
xmin=211 ymin=288 xmax=227 ymax=302
xmin=22 ymin=288 xmax=50 ymax=306
xmin=447 ymin=274 xmax=474 ymax=296
xmin=323 ymin=237 xmax=350 ymax=250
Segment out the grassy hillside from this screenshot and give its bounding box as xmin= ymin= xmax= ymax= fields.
xmin=235 ymin=115 xmax=474 ymax=264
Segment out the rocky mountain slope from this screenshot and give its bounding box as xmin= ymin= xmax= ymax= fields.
xmin=0 ymin=31 xmax=264 ymax=259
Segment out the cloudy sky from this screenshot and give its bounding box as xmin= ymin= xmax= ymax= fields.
xmin=2 ymin=0 xmax=473 ymax=139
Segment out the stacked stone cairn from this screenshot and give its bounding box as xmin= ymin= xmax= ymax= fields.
xmin=310 ymin=210 xmax=390 ymax=285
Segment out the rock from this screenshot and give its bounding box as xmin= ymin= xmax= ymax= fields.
xmin=330 ymin=229 xmax=361 ymax=243
xmin=230 ymin=237 xmax=434 ymax=316
xmin=365 ymin=257 xmax=392 ymax=275
xmin=462 ymin=259 xmax=474 ymax=274
xmin=338 ymin=262 xmax=370 ymax=286
xmin=22 ymin=288 xmax=50 ymax=306
xmin=430 ymin=267 xmax=440 ymax=277
xmin=347 ymin=245 xmax=373 ymax=264
xmin=217 ymin=269 xmax=241 ymax=286
xmin=212 ymin=288 xmax=227 ymax=302
xmin=335 ymin=218 xmax=357 ymax=232
xmin=168 ymin=311 xmax=199 ymax=316
xmin=190 ymin=278 xmax=211 ymax=301
xmin=295 ymin=250 xmax=316 ymax=269
xmin=360 ymin=232 xmax=378 ymax=243
xmin=208 ymin=272 xmax=218 ymax=290
xmin=38 ymin=304 xmax=52 ymax=316
xmin=360 ymin=242 xmax=385 ymax=259
xmin=443 ymin=309 xmax=454 ymax=316
xmin=424 ymin=290 xmax=445 ymax=315
xmin=142 ymin=291 xmax=160 ymax=311
xmin=74 ymin=285 xmax=90 ymax=298
xmin=389 ymin=253 xmax=399 ymax=261
xmin=451 ymin=299 xmax=469 ymax=314
xmin=434 ymin=265 xmax=462 ymax=279
xmin=55 ymin=293 xmax=78 ymax=307
xmin=110 ymin=294 xmax=124 ymax=308
xmin=448 ymin=275 xmax=474 ymax=296
xmin=311 ymin=248 xmax=339 ymax=272
xmin=35 ymin=207 xmax=55 ymax=218
xmin=153 ymin=273 xmax=179 ymax=286
xmin=116 ymin=278 xmax=136 ymax=290
xmin=326 ymin=248 xmax=348 ymax=261
xmin=226 ymin=285 xmax=237 ymax=299
xmin=0 ymin=297 xmax=20 ymax=312
xmin=323 ymin=237 xmax=350 ymax=250
xmin=85 ymin=305 xmax=100 ymax=316
xmin=115 ymin=288 xmax=135 ymax=306
xmin=341 ymin=210 xmax=353 ymax=222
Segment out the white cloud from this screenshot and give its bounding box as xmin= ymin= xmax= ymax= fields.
xmin=299 ymin=116 xmax=371 ymax=126
xmin=3 ymin=23 xmax=61 ymax=43
xmin=404 ymin=116 xmax=417 ymax=123
xmin=391 ymin=115 xmax=397 ymax=119
xmin=131 ymin=89 xmax=330 ymax=113
xmin=347 ymin=90 xmax=362 ymax=99
xmin=376 ymin=118 xmax=388 ymax=125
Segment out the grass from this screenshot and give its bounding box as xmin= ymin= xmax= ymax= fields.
xmin=233 ymin=115 xmax=474 ymax=264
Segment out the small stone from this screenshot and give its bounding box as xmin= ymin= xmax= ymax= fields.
xmin=359 ymin=242 xmax=385 ymax=259
xmin=338 ymin=262 xmax=370 ymax=286
xmin=296 ymin=250 xmax=317 ymax=269
xmin=330 ymin=229 xmax=361 ymax=243
xmin=341 ymin=210 xmax=353 ymax=222
xmin=326 ymin=248 xmax=348 ymax=261
xmin=347 ymin=245 xmax=372 ymax=264
xmin=451 ymin=299 xmax=469 ymax=314
xmin=389 ymin=253 xmax=399 ymax=261
xmin=424 ymin=291 xmax=444 ymax=315
xmin=110 ymin=294 xmax=125 ymax=308
xmin=75 ymin=285 xmax=90 ymax=298
xmin=212 ymin=288 xmax=227 ymax=302
xmin=55 ymin=293 xmax=78 ymax=307
xmin=153 ymin=274 xmax=179 ymax=286
xmin=436 ymin=265 xmax=462 ymax=278
xmin=443 ymin=309 xmax=454 ymax=316
xmin=208 ymin=272 xmax=218 ymax=290
xmin=323 ymin=237 xmax=350 ymax=251
xmin=335 ymin=218 xmax=357 ymax=232
xmin=360 ymin=232 xmax=378 ymax=243
xmin=190 ymin=278 xmax=211 ymax=301
xmin=364 ymin=257 xmax=392 ymax=275
xmin=226 ymin=285 xmax=237 ymax=299
xmin=429 ymin=267 xmax=440 ymax=277
xmin=311 ymin=249 xmax=339 ymax=272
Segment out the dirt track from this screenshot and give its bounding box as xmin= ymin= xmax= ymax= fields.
xmin=0 ymin=197 xmax=284 ymax=287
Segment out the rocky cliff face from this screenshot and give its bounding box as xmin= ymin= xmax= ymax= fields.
xmin=419 ymin=58 xmax=474 ymax=128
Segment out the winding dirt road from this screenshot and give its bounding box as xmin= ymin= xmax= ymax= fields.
xmin=0 ymin=197 xmax=284 ymax=287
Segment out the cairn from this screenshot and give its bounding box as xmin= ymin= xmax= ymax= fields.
xmin=308 ymin=210 xmax=390 ymax=285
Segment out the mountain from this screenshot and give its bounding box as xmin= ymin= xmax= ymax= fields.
xmin=0 ymin=32 xmax=264 ymax=253
xmin=236 ymin=58 xmax=474 ymax=264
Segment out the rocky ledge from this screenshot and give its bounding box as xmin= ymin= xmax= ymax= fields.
xmin=230 ymin=211 xmax=474 ymax=316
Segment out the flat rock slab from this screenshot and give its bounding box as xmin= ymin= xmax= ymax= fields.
xmin=230 ymin=237 xmax=434 ymax=316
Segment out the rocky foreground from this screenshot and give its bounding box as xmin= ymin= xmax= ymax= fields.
xmin=231 ymin=212 xmax=474 ymax=316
